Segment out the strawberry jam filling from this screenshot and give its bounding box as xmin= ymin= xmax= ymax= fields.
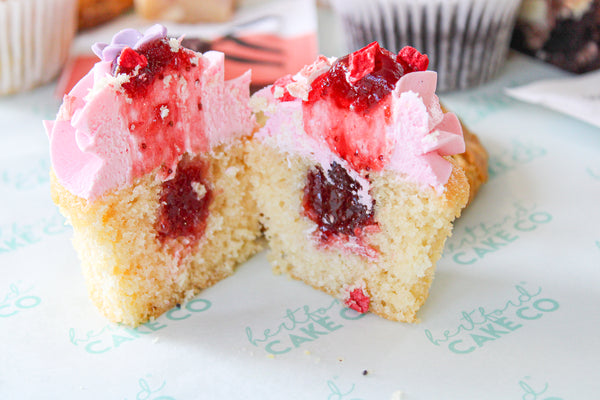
xmin=156 ymin=155 xmax=211 ymax=244
xmin=303 ymin=162 xmax=377 ymax=246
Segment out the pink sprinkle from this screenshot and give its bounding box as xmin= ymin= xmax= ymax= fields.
xmin=345 ymin=288 xmax=370 ymax=313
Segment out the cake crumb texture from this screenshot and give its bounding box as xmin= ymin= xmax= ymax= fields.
xmin=248 ymin=140 xmax=469 ymax=323
xmin=52 ymin=141 xmax=262 ymax=326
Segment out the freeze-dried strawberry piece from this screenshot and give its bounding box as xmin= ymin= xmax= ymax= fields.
xmin=397 ymin=46 xmax=429 ymax=73
xmin=345 ymin=288 xmax=370 ymax=313
xmin=117 ymin=47 xmax=148 ymax=71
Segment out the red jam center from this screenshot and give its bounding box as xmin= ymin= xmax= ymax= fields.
xmin=115 ymin=38 xmax=195 ymax=98
xmin=155 ymin=156 xmax=211 ymax=244
xmin=303 ymin=162 xmax=376 ymax=240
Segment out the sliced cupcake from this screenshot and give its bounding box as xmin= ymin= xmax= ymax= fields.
xmin=249 ymin=43 xmax=469 ymax=322
xmin=45 ymin=25 xmax=262 ymax=326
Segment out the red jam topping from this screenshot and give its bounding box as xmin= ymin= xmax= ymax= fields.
xmin=307 ymin=42 xmax=409 ymax=112
xmin=115 ymin=38 xmax=195 ymax=98
xmin=303 ymin=162 xmax=376 ymax=241
xmin=155 ymin=155 xmax=211 ymax=244
xmin=302 ymin=43 xmax=429 ymax=173
xmin=345 ymin=288 xmax=370 ymax=313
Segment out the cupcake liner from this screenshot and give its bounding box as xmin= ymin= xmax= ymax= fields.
xmin=331 ymin=0 xmax=522 ymax=92
xmin=0 ymin=0 xmax=77 ymax=95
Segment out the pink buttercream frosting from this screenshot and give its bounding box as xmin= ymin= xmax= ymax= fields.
xmin=45 ymin=25 xmax=252 ymax=200
xmin=252 ymin=44 xmax=465 ymax=193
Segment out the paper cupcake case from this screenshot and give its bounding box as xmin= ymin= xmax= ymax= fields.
xmin=332 ymin=0 xmax=522 ymax=91
xmin=0 ymin=0 xmax=77 ymax=95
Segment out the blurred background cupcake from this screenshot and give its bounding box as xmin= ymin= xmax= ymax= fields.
xmin=511 ymin=0 xmax=600 ymax=73
xmin=330 ymin=0 xmax=523 ymax=92
xmin=0 ymin=0 xmax=77 ymax=95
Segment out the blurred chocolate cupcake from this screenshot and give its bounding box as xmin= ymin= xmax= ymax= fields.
xmin=330 ymin=0 xmax=522 ymax=91
xmin=0 ymin=0 xmax=77 ymax=95
xmin=512 ymin=0 xmax=600 ymax=73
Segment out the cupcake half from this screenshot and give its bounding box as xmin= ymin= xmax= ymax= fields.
xmin=45 ymin=25 xmax=262 ymax=326
xmin=249 ymin=43 xmax=469 ymax=322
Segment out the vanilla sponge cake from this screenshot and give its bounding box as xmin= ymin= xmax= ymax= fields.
xmin=45 ymin=25 xmax=262 ymax=326
xmin=249 ymin=43 xmax=469 ymax=322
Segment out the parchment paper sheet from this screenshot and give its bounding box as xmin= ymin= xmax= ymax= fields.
xmin=1 ymin=41 xmax=599 ymax=400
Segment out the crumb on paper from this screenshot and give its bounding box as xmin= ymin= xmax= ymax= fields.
xmin=304 ymin=350 xmax=311 ymax=355
xmin=183 ymin=289 xmax=195 ymax=301
xmin=337 ymin=357 xmax=344 ymax=363
xmin=362 ymin=369 xmax=369 ymax=376
xmin=390 ymin=390 xmax=404 ymax=400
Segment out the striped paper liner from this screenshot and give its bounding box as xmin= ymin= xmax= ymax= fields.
xmin=0 ymin=0 xmax=77 ymax=95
